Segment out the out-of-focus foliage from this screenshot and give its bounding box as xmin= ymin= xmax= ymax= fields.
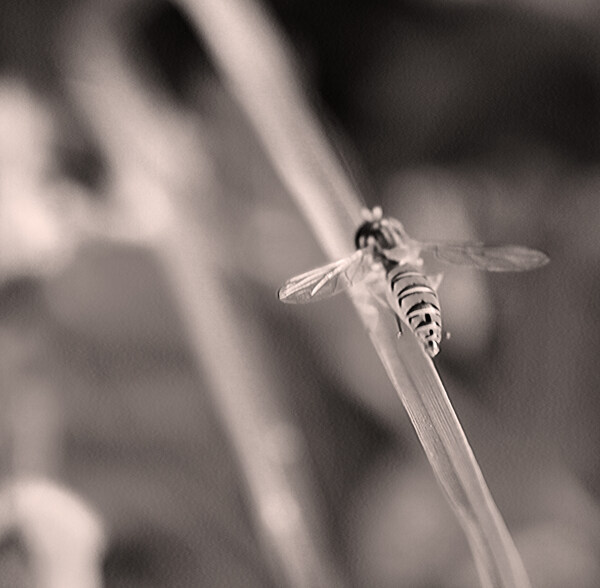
xmin=2 ymin=0 xmax=600 ymax=586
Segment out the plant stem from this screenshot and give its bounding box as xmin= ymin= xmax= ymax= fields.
xmin=178 ymin=0 xmax=532 ymax=585
xmin=63 ymin=6 xmax=348 ymax=584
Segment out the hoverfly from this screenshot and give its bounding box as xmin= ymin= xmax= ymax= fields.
xmin=278 ymin=207 xmax=549 ymax=357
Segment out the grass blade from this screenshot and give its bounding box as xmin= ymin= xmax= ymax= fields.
xmin=177 ymin=0 xmax=532 ymax=585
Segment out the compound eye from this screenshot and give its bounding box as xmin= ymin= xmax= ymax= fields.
xmin=354 ymin=221 xmax=375 ymax=249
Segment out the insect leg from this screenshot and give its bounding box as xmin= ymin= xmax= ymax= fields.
xmin=395 ymin=315 xmax=404 ymax=338
xmin=362 ymin=265 xmax=390 ymax=310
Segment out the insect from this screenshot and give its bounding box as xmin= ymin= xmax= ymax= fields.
xmin=278 ymin=207 xmax=549 ymax=357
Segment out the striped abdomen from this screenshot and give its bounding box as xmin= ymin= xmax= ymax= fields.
xmin=386 ymin=264 xmax=442 ymax=357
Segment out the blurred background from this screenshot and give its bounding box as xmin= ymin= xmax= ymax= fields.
xmin=2 ymin=0 xmax=600 ymax=586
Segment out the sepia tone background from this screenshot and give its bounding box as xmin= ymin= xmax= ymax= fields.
xmin=1 ymin=0 xmax=600 ymax=586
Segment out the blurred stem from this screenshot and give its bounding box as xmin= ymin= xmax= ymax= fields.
xmin=156 ymin=216 xmax=347 ymax=588
xmin=64 ymin=5 xmax=347 ymax=585
xmin=0 ymin=322 xmax=61 ymax=480
xmin=0 ymin=320 xmax=103 ymax=587
xmin=177 ymin=0 xmax=532 ymax=586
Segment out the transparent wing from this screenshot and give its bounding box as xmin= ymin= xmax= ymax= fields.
xmin=420 ymin=242 xmax=549 ymax=272
xmin=278 ymin=250 xmax=374 ymax=303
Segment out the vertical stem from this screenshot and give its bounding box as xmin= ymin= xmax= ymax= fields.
xmin=155 ymin=217 xmax=347 ymax=587
xmin=63 ymin=7 xmax=348 ymax=582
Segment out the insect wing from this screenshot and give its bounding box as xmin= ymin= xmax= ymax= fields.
xmin=278 ymin=250 xmax=374 ymax=303
xmin=421 ymin=242 xmax=549 ymax=272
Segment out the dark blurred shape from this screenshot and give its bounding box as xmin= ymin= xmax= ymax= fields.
xmin=0 ymin=278 xmax=42 ymax=323
xmin=0 ymin=531 xmax=31 ymax=588
xmin=55 ymin=123 xmax=107 ymax=194
xmin=103 ymin=526 xmax=196 ymax=588
xmin=268 ymin=0 xmax=600 ymax=168
xmin=131 ymin=2 xmax=214 ymax=103
xmin=0 ymin=0 xmax=61 ymax=86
